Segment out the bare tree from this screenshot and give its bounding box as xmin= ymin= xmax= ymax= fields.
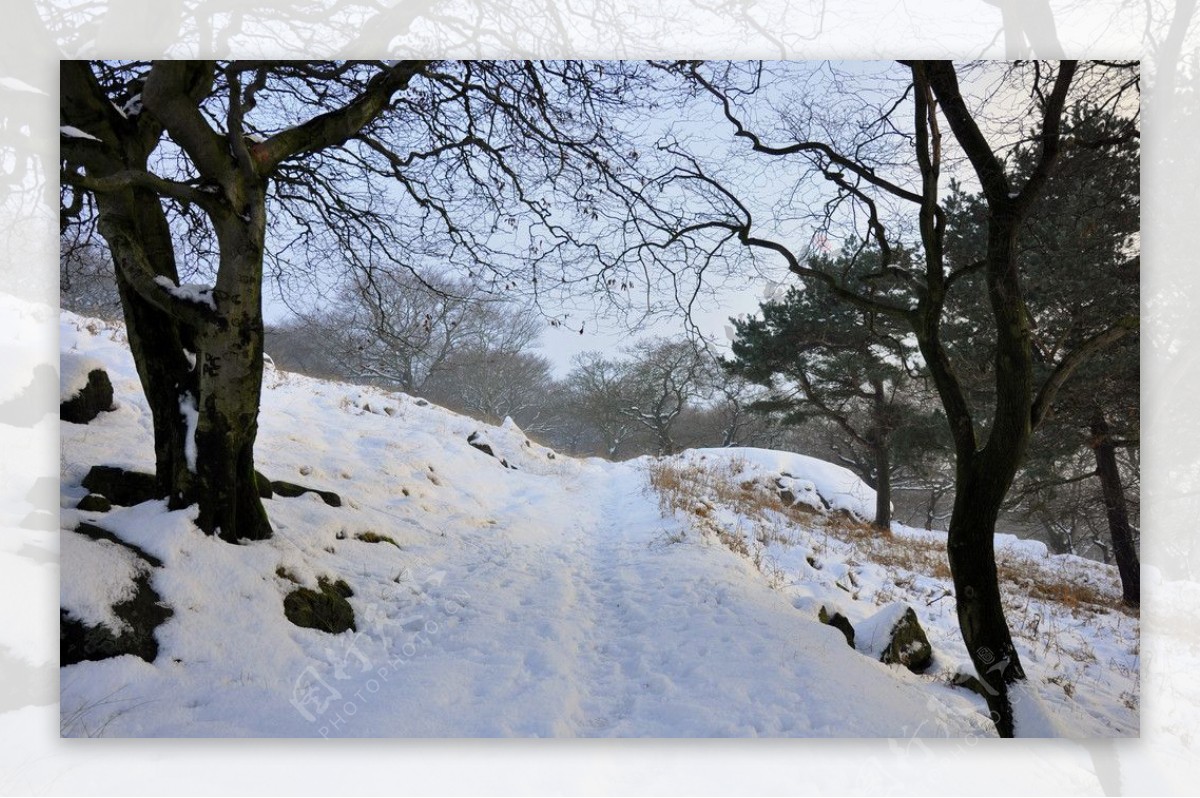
xmin=618 ymin=337 xmax=714 ymax=456
xmin=635 ymin=60 xmax=1138 ymax=735
xmin=425 ymin=348 xmax=556 ymax=431
xmin=317 ymin=269 xmax=543 ymax=395
xmin=60 ymin=239 xmax=122 ymax=320
xmin=60 ymin=60 xmax=640 ymax=542
xmin=561 ymin=351 xmax=643 ymax=458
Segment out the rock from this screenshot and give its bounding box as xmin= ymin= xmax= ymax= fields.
xmin=283 ymin=576 xmax=355 ymax=634
xmin=466 ymin=431 xmax=496 ymax=458
xmin=60 ymin=368 xmax=114 ymax=424
xmin=270 ymin=480 xmax=341 ymax=507
xmin=856 ymin=603 xmax=933 ymax=673
xmin=73 ymin=521 xmax=163 ymax=567
xmin=818 ymin=605 xmax=856 ymax=647
xmin=81 ymin=465 xmax=159 ymax=507
xmin=60 ymin=572 xmax=172 ymax=665
xmin=951 ymin=671 xmax=992 ymax=700
xmin=60 ymin=526 xmax=172 ymax=665
xmin=25 ymin=476 xmax=58 ymax=510
xmin=467 ymin=431 xmax=513 ymax=468
xmin=19 ymin=511 xmax=57 ymax=531
xmin=77 ymin=493 xmax=112 ymax=513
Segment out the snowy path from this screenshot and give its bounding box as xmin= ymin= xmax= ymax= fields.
xmin=325 ymin=461 xmax=991 ymax=738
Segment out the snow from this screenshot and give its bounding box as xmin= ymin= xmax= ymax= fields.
xmin=60 ymin=530 xmax=145 ymax=633
xmin=854 ymin=602 xmax=911 ymax=660
xmin=60 ymin=125 xmax=100 ymax=141
xmin=59 ymin=352 xmax=104 ymax=402
xmin=152 ymin=276 xmax=217 ymax=310
xmin=121 ymin=94 xmax=143 ymax=117
xmin=178 ymin=392 xmax=198 ymax=472
xmin=58 ymin=310 xmax=1139 ymax=738
xmin=682 ymin=447 xmax=878 ymax=519
xmin=0 ymin=76 xmax=46 ymax=94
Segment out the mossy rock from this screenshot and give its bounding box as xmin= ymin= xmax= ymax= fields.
xmin=879 ymin=606 xmax=933 ymax=673
xmin=270 ymin=480 xmax=341 ymax=507
xmin=60 ymin=368 xmax=114 ymax=424
xmin=818 ymin=605 xmax=855 ymax=648
xmin=81 ymin=465 xmax=159 ymax=507
xmin=77 ymin=493 xmax=112 ymax=513
xmin=283 ymin=576 xmax=355 ymax=634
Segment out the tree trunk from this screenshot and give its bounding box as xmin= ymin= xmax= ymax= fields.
xmin=869 ymin=381 xmax=892 ymax=530
xmin=871 ymin=438 xmax=892 ymax=530
xmin=1090 ymin=409 xmax=1140 ymax=607
xmin=192 ymin=318 xmax=272 ymax=542
xmin=94 ymin=174 xmax=273 ymax=543
xmin=946 ymin=460 xmax=1028 ymax=737
xmin=101 ymin=202 xmax=199 ymax=505
xmin=188 ymin=197 xmax=274 ymax=543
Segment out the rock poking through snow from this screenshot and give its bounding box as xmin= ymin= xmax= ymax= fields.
xmin=855 ymin=603 xmax=933 ymax=673
xmin=60 ymin=357 xmax=114 ymax=424
xmin=818 ymin=605 xmax=856 ymax=648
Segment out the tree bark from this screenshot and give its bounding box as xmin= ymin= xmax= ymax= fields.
xmin=1090 ymin=409 xmax=1140 ymax=607
xmin=870 ymin=437 xmax=892 ymax=530
xmin=105 ymin=217 xmax=199 ymax=505
xmin=187 ymin=176 xmax=274 ymax=542
xmin=946 ymin=457 xmax=1028 ymax=737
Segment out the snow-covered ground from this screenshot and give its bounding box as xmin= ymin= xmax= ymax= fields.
xmin=59 ymin=310 xmax=1138 ymax=738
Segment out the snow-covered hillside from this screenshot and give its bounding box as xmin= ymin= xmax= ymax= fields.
xmin=59 ymin=311 xmax=1139 ymax=737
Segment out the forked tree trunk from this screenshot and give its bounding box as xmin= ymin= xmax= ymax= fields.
xmin=104 ymin=228 xmax=273 ymax=542
xmin=95 ymin=174 xmax=273 ymax=543
xmin=941 ymin=213 xmax=1035 ymax=737
xmin=1090 ymin=409 xmax=1140 ymax=607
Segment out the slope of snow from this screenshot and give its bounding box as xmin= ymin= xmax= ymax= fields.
xmin=58 ymin=310 xmax=1138 ymax=738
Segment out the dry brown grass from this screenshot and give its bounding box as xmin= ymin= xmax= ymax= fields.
xmin=996 ymin=553 xmax=1130 ymax=617
xmin=646 ymin=457 xmax=795 ymax=579
xmin=645 ymin=456 xmax=1131 ymax=618
xmin=647 ymin=456 xmax=814 ymax=537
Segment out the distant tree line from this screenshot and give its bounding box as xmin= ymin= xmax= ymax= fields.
xmin=63 ymin=240 xmax=1137 ymax=572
